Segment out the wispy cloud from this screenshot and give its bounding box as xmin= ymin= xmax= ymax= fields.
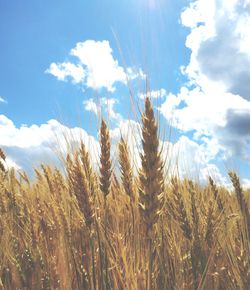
xmin=139 ymin=88 xmax=167 ymax=99
xmin=83 ymin=97 xmax=122 ymax=122
xmin=83 ymin=98 xmax=101 ymax=116
xmin=0 ymin=96 xmax=7 ymax=104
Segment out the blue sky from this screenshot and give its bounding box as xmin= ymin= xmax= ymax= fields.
xmin=1 ymin=0 xmax=250 ymax=187
xmin=0 ymin=0 xmax=189 ymax=126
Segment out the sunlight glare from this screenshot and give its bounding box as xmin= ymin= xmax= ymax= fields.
xmin=139 ymin=0 xmax=162 ymax=10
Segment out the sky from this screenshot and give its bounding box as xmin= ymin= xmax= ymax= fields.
xmin=1 ymin=0 xmax=250 ymax=187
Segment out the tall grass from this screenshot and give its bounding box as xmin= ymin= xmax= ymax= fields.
xmin=0 ymin=97 xmax=249 ymax=289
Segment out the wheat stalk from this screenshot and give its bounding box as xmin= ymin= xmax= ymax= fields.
xmin=138 ymin=96 xmax=165 ymax=290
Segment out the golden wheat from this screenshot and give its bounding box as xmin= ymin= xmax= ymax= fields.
xmin=0 ymin=97 xmax=250 ymax=289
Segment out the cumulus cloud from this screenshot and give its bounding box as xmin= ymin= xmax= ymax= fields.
xmin=215 ymin=108 xmax=250 ymax=160
xmin=181 ymin=0 xmax=250 ymax=99
xmin=47 ymin=40 xmax=145 ymax=92
xmin=160 ymin=0 xmax=250 ymax=163
xmin=223 ymin=109 xmax=250 ymax=137
xmin=109 ymin=119 xmax=226 ymax=185
xmin=161 ymin=136 xmax=228 ymax=185
xmin=160 ymin=87 xmax=250 ymax=136
xmin=181 ymin=0 xmax=250 ymax=95
xmin=0 ymin=113 xmax=227 ymax=185
xmin=109 ymin=119 xmax=142 ymax=173
xmin=71 ymin=40 xmax=126 ymax=92
xmin=0 ymin=114 xmax=99 ymax=174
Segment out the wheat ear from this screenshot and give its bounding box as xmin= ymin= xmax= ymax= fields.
xmin=229 ymin=171 xmax=250 ymax=241
xmin=99 ymin=119 xmax=112 ymax=199
xmin=68 ymin=153 xmax=94 ymax=228
xmin=0 ymin=148 xmax=6 ymax=173
xmin=118 ymin=137 xmax=134 ymax=201
xmin=171 ymin=177 xmax=192 ymax=241
xmin=139 ymin=96 xmax=164 ymax=233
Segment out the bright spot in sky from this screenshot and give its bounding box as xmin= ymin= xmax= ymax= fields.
xmin=139 ymin=0 xmax=161 ymax=10
xmin=148 ymin=0 xmax=157 ymax=8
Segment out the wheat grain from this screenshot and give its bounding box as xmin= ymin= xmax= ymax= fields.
xmin=118 ymin=137 xmax=134 ymax=202
xmin=138 ymin=96 xmax=164 ymax=234
xmin=99 ymin=119 xmax=112 ymax=199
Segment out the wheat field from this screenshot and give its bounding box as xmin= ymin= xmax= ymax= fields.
xmin=0 ymin=97 xmax=249 ymax=290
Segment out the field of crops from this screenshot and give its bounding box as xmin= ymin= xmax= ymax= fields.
xmin=0 ymin=97 xmax=249 ymax=290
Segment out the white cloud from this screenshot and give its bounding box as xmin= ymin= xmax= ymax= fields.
xmin=47 ymin=40 xmax=145 ymax=92
xmin=242 ymin=178 xmax=250 ymax=190
xmin=102 ymin=98 xmax=122 ymax=121
xmin=160 ymin=87 xmax=250 ymax=136
xmin=83 ymin=98 xmax=100 ymax=116
xmin=160 ymin=0 xmax=250 ymax=163
xmin=5 ymin=157 xmax=21 ymax=170
xmin=0 ymin=115 xmax=140 ymax=176
xmin=139 ymin=88 xmax=167 ymax=99
xmin=0 ymin=96 xmax=7 ymax=104
xmin=0 ymin=114 xmax=99 ymax=174
xmin=127 ymin=67 xmax=146 ymax=81
xmin=0 ymin=114 xmax=139 ymax=176
xmin=0 ymin=154 xmax=21 ymax=171
xmin=83 ymin=97 xmax=122 ymax=121
xmin=181 ymin=0 xmax=250 ymax=99
xmin=109 ymin=119 xmax=226 ymax=186
xmin=45 ymin=62 xmax=85 ymax=83
xmin=162 ymin=136 xmax=228 ymax=186
xmin=110 ymin=119 xmax=142 ymax=173
xmin=158 ymin=90 xmax=184 ymax=120
xmin=0 ymin=113 xmax=231 ymax=186
xmin=71 ymin=40 xmax=126 ymax=92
